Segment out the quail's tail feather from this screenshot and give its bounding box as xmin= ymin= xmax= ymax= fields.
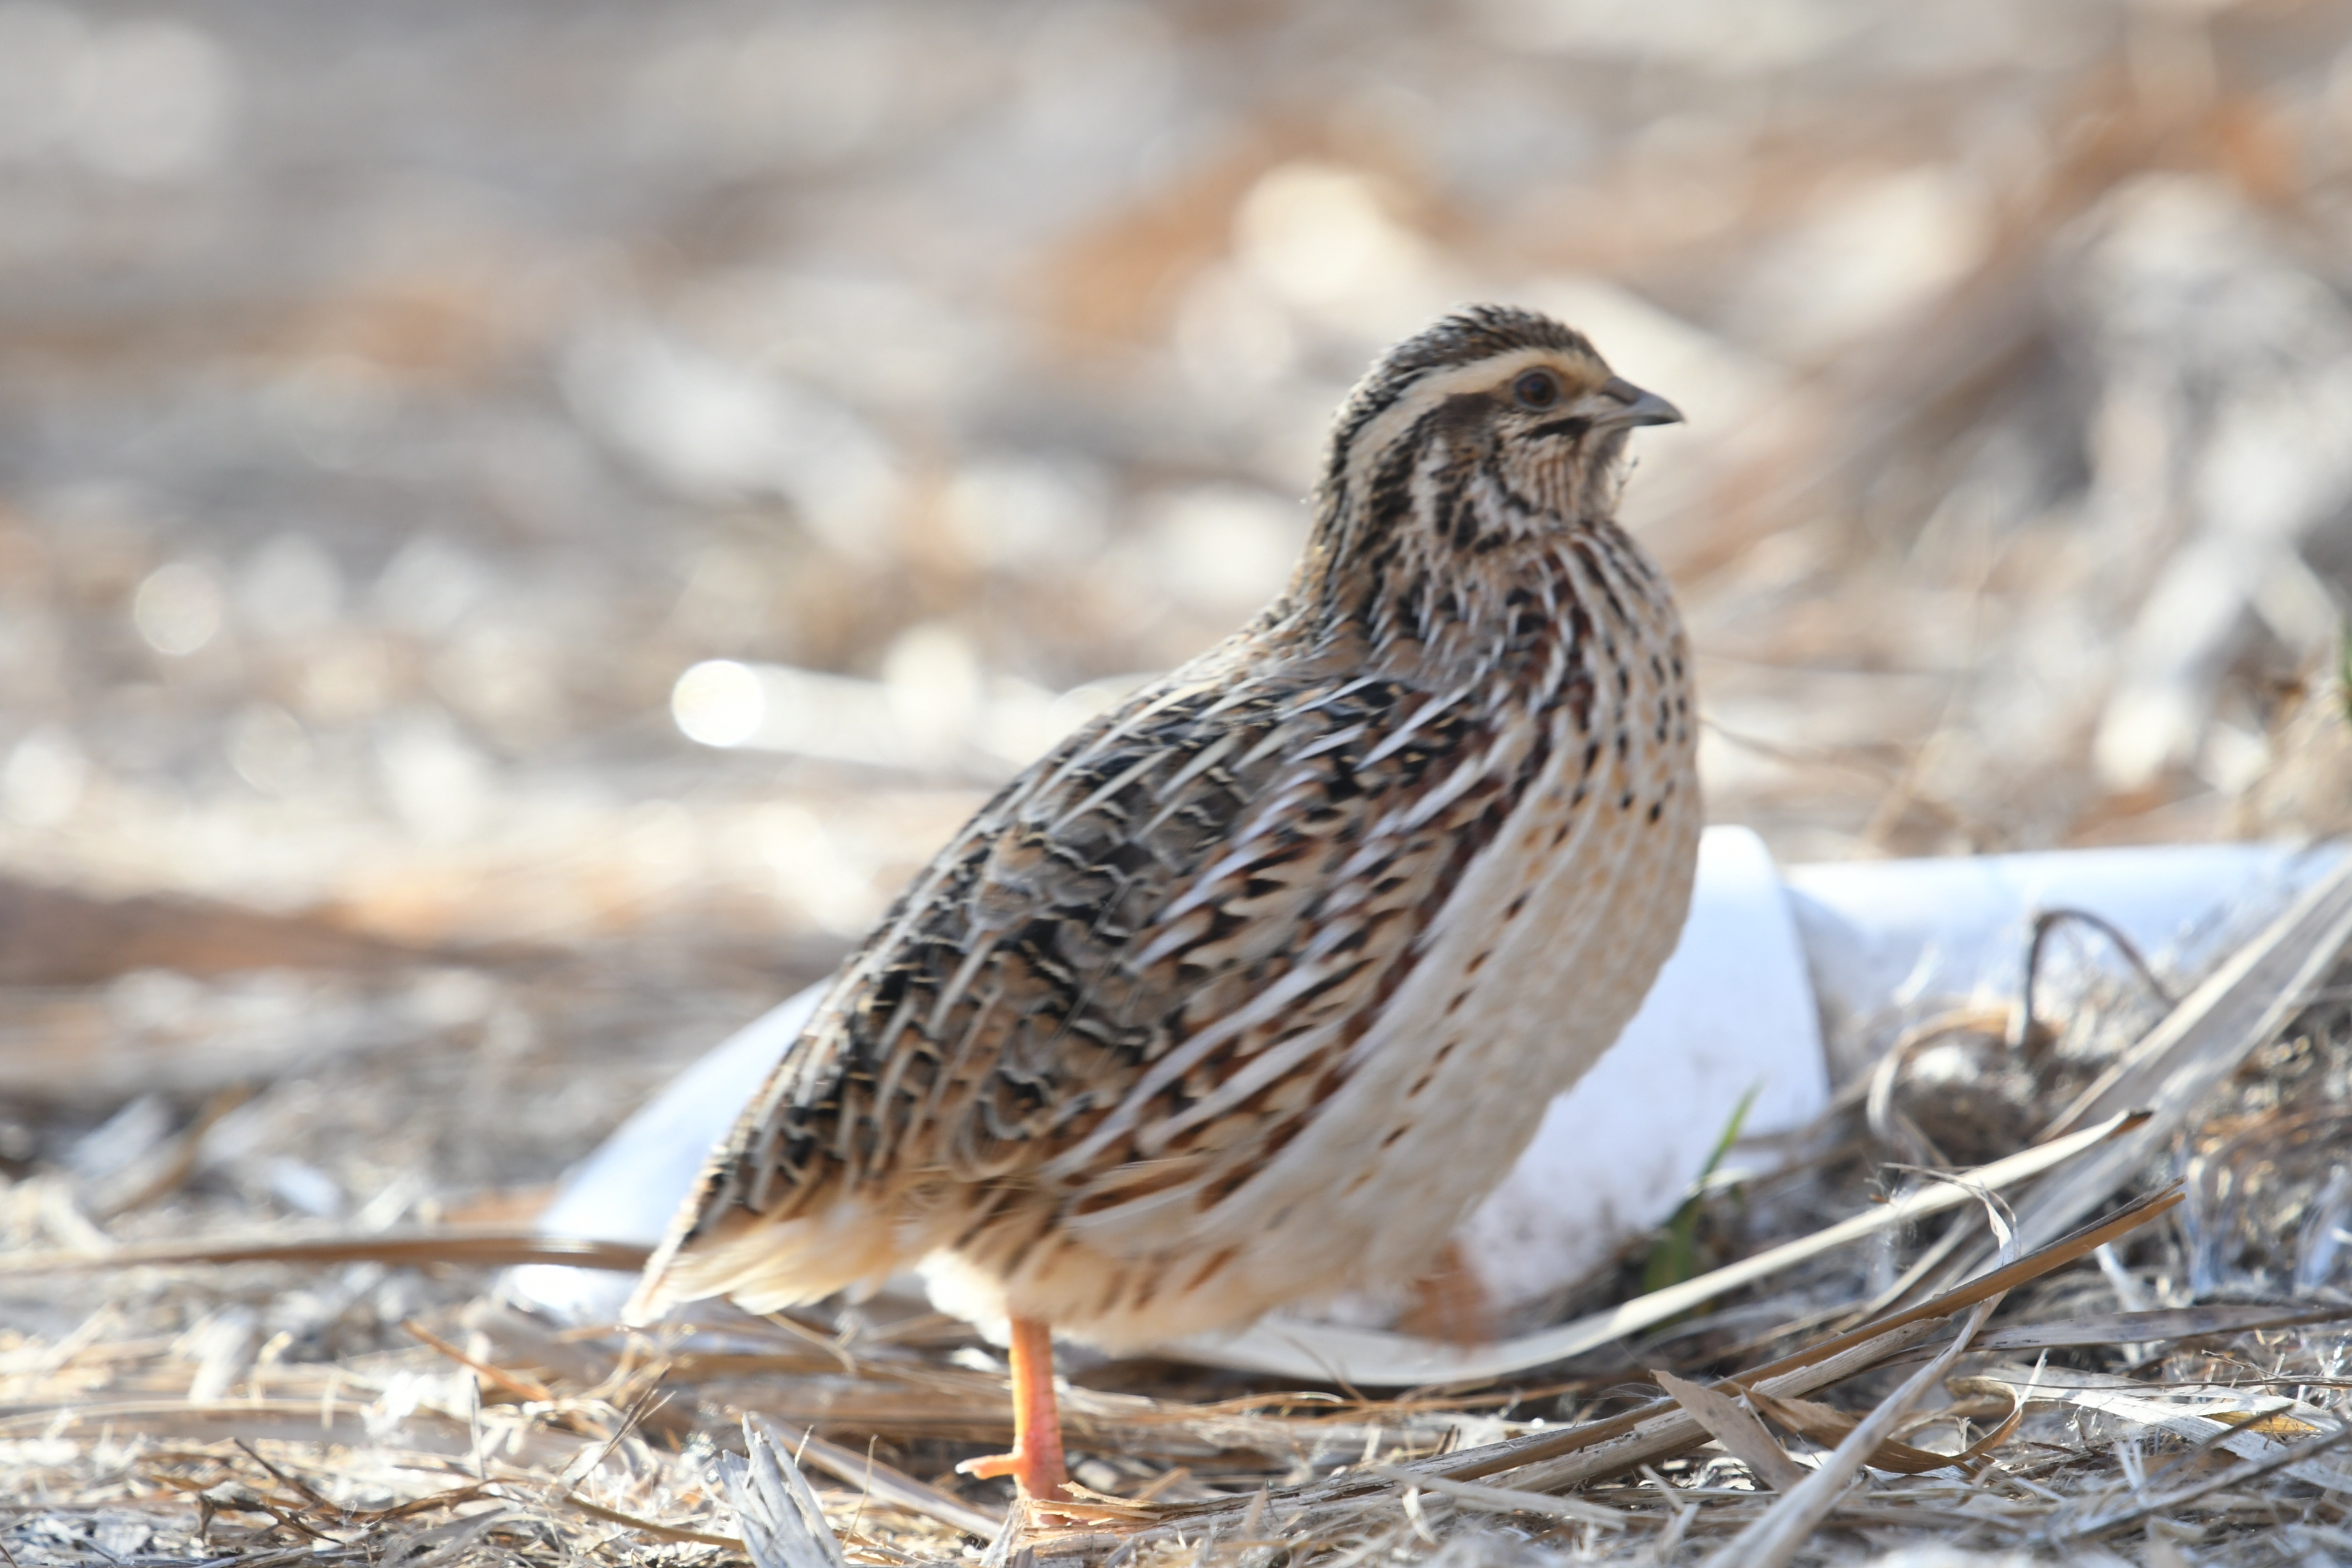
xmin=623 ymin=1196 xmax=912 ymax=1324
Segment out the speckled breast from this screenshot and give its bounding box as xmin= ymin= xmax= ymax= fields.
xmin=1043 ymin=526 xmax=1702 ymax=1348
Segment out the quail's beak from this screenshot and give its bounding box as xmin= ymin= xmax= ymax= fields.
xmin=1591 ymin=375 xmax=1683 ymax=430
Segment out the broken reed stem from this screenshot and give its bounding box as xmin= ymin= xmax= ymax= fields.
xmin=1424 ymin=1184 xmax=2181 ymax=1490
xmin=0 ymin=1231 xmax=653 ymax=1275
xmin=550 ymin=1490 xmax=743 ymax=1549
xmin=404 ymin=1318 xmax=556 ymax=1402
xmin=791 ymin=1430 xmax=1006 ymax=1538
xmin=1467 ymin=1317 xmax=1952 ymax=1500
xmin=2052 ymin=1415 xmax=2352 ymax=1543
xmin=1702 ymin=1294 xmax=2005 ymax=1568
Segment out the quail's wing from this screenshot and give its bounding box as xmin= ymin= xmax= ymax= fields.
xmin=639 ymin=652 xmax=1556 ymax=1297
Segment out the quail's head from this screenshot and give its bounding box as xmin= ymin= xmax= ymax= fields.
xmin=1318 ymin=305 xmax=1683 ymax=544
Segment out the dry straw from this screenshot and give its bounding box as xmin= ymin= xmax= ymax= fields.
xmin=7 ymin=862 xmax=2352 ymax=1564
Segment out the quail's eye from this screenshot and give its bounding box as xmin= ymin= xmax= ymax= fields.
xmin=1512 ymin=369 xmax=1561 ymax=409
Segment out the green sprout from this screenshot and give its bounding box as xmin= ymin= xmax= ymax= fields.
xmin=1640 ymin=1085 xmax=1757 ymax=1298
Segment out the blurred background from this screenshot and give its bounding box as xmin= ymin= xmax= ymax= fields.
xmin=3 ymin=0 xmax=2352 ymax=1214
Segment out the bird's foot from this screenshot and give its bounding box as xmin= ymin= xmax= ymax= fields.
xmin=957 ymin=1445 xmax=1074 ymax=1511
xmin=964 ymin=1316 xmax=1076 ymax=1523
xmin=961 ymin=1445 xmax=1082 ymax=1527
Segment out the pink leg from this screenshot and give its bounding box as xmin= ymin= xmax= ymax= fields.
xmin=956 ymin=1317 xmax=1072 ymax=1509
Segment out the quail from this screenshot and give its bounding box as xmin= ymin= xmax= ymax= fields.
xmin=628 ymin=305 xmax=1699 ymax=1509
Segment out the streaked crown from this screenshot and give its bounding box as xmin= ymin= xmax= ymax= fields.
xmin=1284 ymin=306 xmax=1681 ymax=649
xmin=1320 ymin=305 xmax=1679 ymax=532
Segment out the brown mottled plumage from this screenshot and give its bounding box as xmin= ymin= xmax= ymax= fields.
xmin=628 ymin=306 xmax=1698 ymax=1496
